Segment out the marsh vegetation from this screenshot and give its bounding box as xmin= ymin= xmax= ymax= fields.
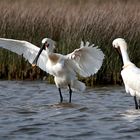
xmin=0 ymin=0 xmax=140 ymax=85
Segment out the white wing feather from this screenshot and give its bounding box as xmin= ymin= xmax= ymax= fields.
xmin=66 ymin=41 xmax=104 ymax=77
xmin=0 ymin=38 xmax=48 ymax=72
xmin=121 ymin=67 xmax=140 ymax=93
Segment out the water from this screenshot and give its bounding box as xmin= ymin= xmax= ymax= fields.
xmin=0 ymin=81 xmax=140 ymax=140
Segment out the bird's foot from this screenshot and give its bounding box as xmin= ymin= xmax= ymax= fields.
xmin=60 ymin=98 xmax=63 ymax=103
xmin=135 ymin=106 xmax=139 ymax=110
xmin=134 ymin=96 xmax=139 ymax=110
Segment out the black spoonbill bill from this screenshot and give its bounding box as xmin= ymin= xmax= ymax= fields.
xmin=0 ymin=38 xmax=104 ymax=103
xmin=113 ymin=38 xmax=140 ymax=109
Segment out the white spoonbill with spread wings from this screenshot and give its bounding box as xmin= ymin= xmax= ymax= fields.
xmin=0 ymin=38 xmax=104 ymax=103
xmin=113 ymin=38 xmax=140 ymax=109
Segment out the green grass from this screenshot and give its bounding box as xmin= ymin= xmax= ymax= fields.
xmin=0 ymin=0 xmax=140 ymax=85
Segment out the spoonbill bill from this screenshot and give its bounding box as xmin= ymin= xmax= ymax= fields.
xmin=113 ymin=38 xmax=140 ymax=109
xmin=0 ymin=38 xmax=104 ymax=103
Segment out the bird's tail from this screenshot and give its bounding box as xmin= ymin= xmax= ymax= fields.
xmin=72 ymin=80 xmax=86 ymax=92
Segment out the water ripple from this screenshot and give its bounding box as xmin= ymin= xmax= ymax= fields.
xmin=0 ymin=81 xmax=140 ymax=140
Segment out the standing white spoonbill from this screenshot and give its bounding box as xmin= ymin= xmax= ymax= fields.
xmin=113 ymin=38 xmax=140 ymax=109
xmin=0 ymin=38 xmax=104 ymax=103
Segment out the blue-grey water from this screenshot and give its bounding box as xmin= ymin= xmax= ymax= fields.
xmin=0 ymin=81 xmax=140 ymax=140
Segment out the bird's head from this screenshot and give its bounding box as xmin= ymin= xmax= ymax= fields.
xmin=112 ymin=38 xmax=127 ymax=66
xmin=42 ymin=38 xmax=56 ymax=53
xmin=112 ymin=38 xmax=127 ymax=52
xmin=32 ymin=38 xmax=56 ymax=67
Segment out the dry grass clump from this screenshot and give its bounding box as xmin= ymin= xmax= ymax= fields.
xmin=0 ymin=0 xmax=140 ymax=85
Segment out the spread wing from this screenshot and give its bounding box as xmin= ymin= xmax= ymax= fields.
xmin=66 ymin=41 xmax=104 ymax=77
xmin=0 ymin=38 xmax=48 ymax=72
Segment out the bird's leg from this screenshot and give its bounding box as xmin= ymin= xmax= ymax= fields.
xmin=139 ymin=100 xmax=140 ymax=109
xmin=68 ymin=84 xmax=72 ymax=103
xmin=58 ymin=88 xmax=63 ymax=103
xmin=134 ymin=96 xmax=138 ymax=109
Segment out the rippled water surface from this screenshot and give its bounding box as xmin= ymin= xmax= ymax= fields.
xmin=0 ymin=81 xmax=140 ymax=140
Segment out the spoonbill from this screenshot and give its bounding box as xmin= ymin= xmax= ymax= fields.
xmin=0 ymin=38 xmax=104 ymax=103
xmin=113 ymin=38 xmax=140 ymax=109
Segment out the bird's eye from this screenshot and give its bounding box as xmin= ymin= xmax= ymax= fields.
xmin=45 ymin=43 xmax=49 ymax=48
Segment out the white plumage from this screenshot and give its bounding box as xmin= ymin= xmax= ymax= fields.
xmin=0 ymin=38 xmax=104 ymax=103
xmin=113 ymin=38 xmax=140 ymax=109
xmin=0 ymin=38 xmax=48 ymax=71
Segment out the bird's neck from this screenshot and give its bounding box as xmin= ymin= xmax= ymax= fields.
xmin=120 ymin=47 xmax=131 ymax=66
xmin=46 ymin=50 xmax=53 ymax=55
